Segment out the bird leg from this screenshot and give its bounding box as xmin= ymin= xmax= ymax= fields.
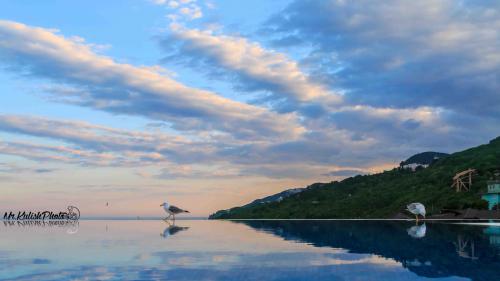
xmin=415 ymin=215 xmax=419 ymax=223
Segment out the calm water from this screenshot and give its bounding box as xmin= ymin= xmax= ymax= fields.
xmin=1 ymin=220 xmax=499 ymax=281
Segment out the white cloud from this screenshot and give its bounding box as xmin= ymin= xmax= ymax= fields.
xmin=1 ymin=9 xmax=497 ymax=183
xmin=151 ymin=0 xmax=203 ymax=21
xmin=0 ymin=20 xmax=303 ymax=141
xmin=179 ymin=5 xmax=202 ymax=19
xmin=163 ymin=24 xmax=466 ymax=156
xmin=0 ymin=114 xmax=213 ymax=166
xmin=0 ymin=140 xmax=124 ymax=166
xmin=0 ymin=114 xmax=395 ymax=179
xmin=165 ymin=25 xmax=450 ymax=132
xmin=168 ymin=25 xmax=341 ymax=105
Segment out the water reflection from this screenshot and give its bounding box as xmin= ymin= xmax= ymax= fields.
xmin=161 ymin=221 xmax=189 ymax=238
xmin=3 ymin=220 xmax=79 ymax=234
xmin=407 ymin=223 xmax=426 ymax=238
xmin=484 ymin=225 xmax=500 ymax=248
xmin=238 ymin=220 xmax=500 ymax=281
xmin=0 ymin=220 xmax=499 ymax=281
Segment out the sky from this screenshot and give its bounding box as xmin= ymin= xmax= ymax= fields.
xmin=0 ymin=0 xmax=499 ymax=217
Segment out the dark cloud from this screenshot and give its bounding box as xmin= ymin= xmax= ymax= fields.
xmin=322 ymin=169 xmax=366 ymax=178
xmin=33 ymin=168 xmax=56 ymax=174
xmin=0 ymin=162 xmax=56 ymax=174
xmin=265 ymin=0 xmax=500 ymax=118
xmin=31 ymin=258 xmax=51 ymax=265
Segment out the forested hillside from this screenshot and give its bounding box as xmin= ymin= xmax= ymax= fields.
xmin=210 ymin=137 xmax=500 ymax=219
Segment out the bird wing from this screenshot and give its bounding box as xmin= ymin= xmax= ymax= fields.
xmin=407 ymin=203 xmax=425 ymax=215
xmin=407 ymin=203 xmax=418 ymax=214
xmin=416 ymin=203 xmax=425 ymax=214
xmin=168 ymin=205 xmax=185 ymax=213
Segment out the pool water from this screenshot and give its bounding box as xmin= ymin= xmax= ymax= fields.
xmin=1 ymin=220 xmax=499 ymax=280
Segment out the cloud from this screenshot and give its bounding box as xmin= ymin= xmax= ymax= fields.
xmin=155 ymin=164 xmax=242 ymax=179
xmin=238 ymin=165 xmax=354 ymax=179
xmin=179 ymin=5 xmax=202 ymax=19
xmin=158 ymin=22 xmax=487 ymax=161
xmin=0 ymin=114 xmax=190 ymax=153
xmin=0 ymin=114 xmax=219 ymax=166
xmin=0 ymin=20 xmax=303 ymax=141
xmin=0 ymin=162 xmax=57 ymax=174
xmin=1 ymin=12 xmax=499 ymax=183
xmin=0 ymin=114 xmax=395 ymax=179
xmin=151 ymin=0 xmax=203 ymax=21
xmin=264 ymin=0 xmax=500 ymax=118
xmin=0 ymin=140 xmax=130 ymax=167
xmin=0 ymin=116 xmax=469 ymax=182
xmin=321 ymin=169 xmax=366 ymax=178
xmin=163 ymin=25 xmax=341 ymax=113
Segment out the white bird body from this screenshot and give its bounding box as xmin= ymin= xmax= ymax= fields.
xmin=160 ymin=202 xmax=189 ymax=220
xmin=407 ymin=202 xmax=426 ymax=221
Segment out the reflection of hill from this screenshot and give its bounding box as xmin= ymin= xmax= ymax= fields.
xmin=238 ymin=221 xmax=500 ymax=281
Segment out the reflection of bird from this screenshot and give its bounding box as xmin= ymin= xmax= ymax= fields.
xmin=407 ymin=223 xmax=426 ymax=238
xmin=407 ymin=203 xmax=426 ymax=222
xmin=160 ymin=201 xmax=189 ymax=221
xmin=160 ymin=222 xmax=189 ymax=238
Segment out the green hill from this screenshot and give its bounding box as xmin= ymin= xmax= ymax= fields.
xmin=209 ymin=137 xmax=500 ymax=219
xmin=400 ymin=151 xmax=449 ymax=166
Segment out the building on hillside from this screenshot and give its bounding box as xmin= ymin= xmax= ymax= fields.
xmin=401 ymin=163 xmax=429 ymax=171
xmin=482 ymin=178 xmax=500 ymax=210
xmin=400 ymin=152 xmax=449 ymax=172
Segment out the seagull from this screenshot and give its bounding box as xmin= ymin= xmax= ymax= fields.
xmin=160 ymin=202 xmax=189 ymax=221
xmin=407 ymin=202 xmax=426 ymax=222
xmin=407 ymin=223 xmax=426 ymax=239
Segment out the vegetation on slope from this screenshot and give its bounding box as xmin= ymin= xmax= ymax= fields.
xmin=210 ymin=137 xmax=500 ymax=219
xmin=400 ymin=151 xmax=449 ymax=166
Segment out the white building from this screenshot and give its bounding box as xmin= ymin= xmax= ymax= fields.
xmin=402 ymin=163 xmax=428 ymax=171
